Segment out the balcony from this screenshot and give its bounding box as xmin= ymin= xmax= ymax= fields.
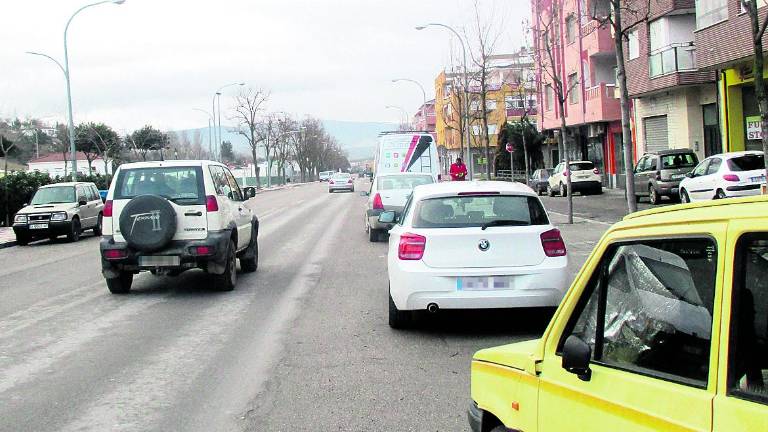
xmin=649 ymin=43 xmax=696 ymax=78
xmin=584 ymin=82 xmax=621 ymax=123
xmin=581 ymin=20 xmax=614 ymax=58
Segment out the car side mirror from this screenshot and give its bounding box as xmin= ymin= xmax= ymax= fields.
xmin=378 ymin=211 xmax=397 ymax=224
xmin=360 ymin=191 xmax=370 ymax=197
xmin=562 ymin=335 xmax=592 ymax=381
xmin=243 ymin=187 xmax=256 ymax=199
xmin=686 ymin=172 xmax=694 ymax=178
xmin=78 ymin=198 xmax=87 ymax=206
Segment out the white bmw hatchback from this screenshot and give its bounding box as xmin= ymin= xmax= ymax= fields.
xmin=383 ymin=181 xmax=569 ymax=328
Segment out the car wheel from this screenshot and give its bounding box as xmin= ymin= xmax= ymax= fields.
xmin=93 ymin=213 xmax=103 ymax=236
xmin=649 ymin=187 xmax=659 ymax=205
xmin=388 ymin=290 xmax=412 ymax=329
xmin=681 ymin=189 xmax=691 ymax=204
xmin=560 ymin=183 xmax=567 ymax=197
xmin=213 ymin=240 xmax=236 ymax=291
xmin=715 ymin=189 xmax=727 ymax=200
xmin=489 ymin=426 xmax=510 ymax=432
xmin=67 ymin=218 xmax=81 ymax=242
xmin=634 ymin=193 xmax=642 ymax=203
xmin=547 ymin=184 xmax=555 ymax=197
xmin=240 ymin=228 xmax=258 ymax=273
xmin=106 ymin=271 xmax=133 ymax=294
xmin=16 ymin=233 xmax=29 ymax=246
xmin=368 ymin=228 xmax=380 ymax=242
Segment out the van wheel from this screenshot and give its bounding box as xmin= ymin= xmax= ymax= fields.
xmin=369 ymin=228 xmax=380 ymax=242
xmin=16 ymin=233 xmax=29 ymax=246
xmin=240 ymin=229 xmax=258 ymax=273
xmin=213 ymin=240 xmax=236 ymax=291
xmin=67 ymin=218 xmax=81 ymax=242
xmin=93 ymin=213 xmax=103 ymax=236
xmin=681 ymin=189 xmax=691 ymax=203
xmin=388 ymin=290 xmax=412 ymax=329
xmin=106 ymin=271 xmax=133 ymax=294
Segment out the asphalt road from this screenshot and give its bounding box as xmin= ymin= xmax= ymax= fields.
xmin=0 ymin=181 xmax=607 ymax=432
xmin=538 ymin=187 xmax=672 ymax=225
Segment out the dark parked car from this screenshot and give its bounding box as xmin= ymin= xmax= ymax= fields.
xmin=633 ymin=149 xmax=699 ymax=204
xmin=528 ymin=168 xmax=553 ymax=195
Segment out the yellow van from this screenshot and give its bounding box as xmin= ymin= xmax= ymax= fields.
xmin=469 ymin=196 xmax=768 ymax=432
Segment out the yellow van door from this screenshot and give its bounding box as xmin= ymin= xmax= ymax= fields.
xmin=712 ymin=221 xmax=768 ymax=431
xmin=537 ymin=227 xmax=725 ymax=431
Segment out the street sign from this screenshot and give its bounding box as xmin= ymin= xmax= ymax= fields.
xmin=506 ymin=143 xmax=514 ymax=153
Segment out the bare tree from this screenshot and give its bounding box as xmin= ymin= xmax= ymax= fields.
xmin=0 ymin=124 xmax=18 ymax=226
xmin=232 ymin=87 xmax=269 ymax=188
xmin=275 ymin=115 xmax=297 ymax=183
xmin=255 ymin=114 xmax=281 ymax=186
xmin=534 ymin=0 xmax=579 ymax=223
xmin=588 ymin=0 xmax=651 ymax=213
xmin=742 ymin=0 xmax=768 ymax=177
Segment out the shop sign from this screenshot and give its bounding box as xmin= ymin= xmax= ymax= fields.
xmin=747 ymin=116 xmax=762 ymax=140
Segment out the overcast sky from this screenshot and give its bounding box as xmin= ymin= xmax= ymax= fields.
xmin=1 ymin=0 xmax=527 ymax=132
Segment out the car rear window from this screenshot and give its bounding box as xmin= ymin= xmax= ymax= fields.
xmin=661 ymin=153 xmax=698 ymax=169
xmin=377 ymin=175 xmax=434 ymax=190
xmin=31 ymin=186 xmax=75 ymax=205
xmin=570 ymin=162 xmax=594 ymax=171
xmin=413 ymin=195 xmax=549 ymax=228
xmin=728 ymin=154 xmax=765 ymax=171
xmin=115 ymin=166 xmax=205 ymax=204
xmin=331 ymin=173 xmax=351 ymax=179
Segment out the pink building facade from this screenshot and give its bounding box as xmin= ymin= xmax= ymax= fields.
xmin=412 ymin=99 xmax=436 ymax=133
xmin=532 ymin=0 xmax=626 ymax=189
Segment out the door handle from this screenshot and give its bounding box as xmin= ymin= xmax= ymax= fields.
xmin=185 ymin=211 xmax=203 ymax=216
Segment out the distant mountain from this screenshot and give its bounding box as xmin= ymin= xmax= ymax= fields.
xmin=172 ymin=120 xmax=396 ymax=162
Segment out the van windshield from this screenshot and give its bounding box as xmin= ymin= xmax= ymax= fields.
xmin=31 ymin=186 xmax=75 ymax=205
xmin=115 ymin=166 xmax=204 ymax=204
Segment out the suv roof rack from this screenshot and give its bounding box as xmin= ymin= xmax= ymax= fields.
xmin=378 ymin=130 xmax=432 ymax=136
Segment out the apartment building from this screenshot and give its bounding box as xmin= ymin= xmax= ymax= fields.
xmin=623 ymin=0 xmax=718 ymax=167
xmin=532 ymin=0 xmax=624 ymax=188
xmin=434 ymin=49 xmax=538 ymax=176
xmin=412 ymin=100 xmax=436 ymax=133
xmin=695 ymin=0 xmax=767 ymax=153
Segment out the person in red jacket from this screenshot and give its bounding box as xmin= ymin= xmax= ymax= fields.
xmin=450 ymin=157 xmax=468 ymax=181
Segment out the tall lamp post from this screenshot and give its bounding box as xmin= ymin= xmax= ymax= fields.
xmin=192 ymin=108 xmax=214 ymax=159
xmin=211 ymin=82 xmax=244 ymax=161
xmin=391 ymin=78 xmax=427 ymax=132
xmin=416 ymin=23 xmax=473 ymax=178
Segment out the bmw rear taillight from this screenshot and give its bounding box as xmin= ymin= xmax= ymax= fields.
xmin=723 ymin=174 xmax=740 ymax=182
xmin=398 ymin=233 xmax=426 ymax=260
xmin=541 ymin=228 xmax=566 ymax=257
xmin=373 ymin=193 xmax=384 ymax=210
xmin=206 ymin=195 xmax=219 ymax=212
xmin=103 ymin=200 xmax=113 ymax=217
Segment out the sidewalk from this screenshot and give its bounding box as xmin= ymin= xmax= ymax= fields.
xmin=0 ymin=227 xmax=17 ymax=249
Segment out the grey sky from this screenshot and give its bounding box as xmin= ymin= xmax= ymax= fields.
xmin=1 ymin=0 xmax=527 ymax=132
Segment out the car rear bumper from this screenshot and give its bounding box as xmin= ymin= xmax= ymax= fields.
xmin=389 ymin=257 xmax=569 ymax=311
xmin=99 ymin=231 xmax=232 ymax=278
xmin=329 ymin=184 xmax=354 ymax=191
xmin=569 ymin=180 xmax=601 ymax=192
xmin=725 ymin=183 xmax=763 ymax=194
xmin=654 ymin=180 xmax=682 ymax=196
xmin=13 ymin=220 xmax=73 ymax=238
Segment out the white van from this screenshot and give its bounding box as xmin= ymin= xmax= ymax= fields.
xmin=374 ymin=132 xmax=440 ymax=181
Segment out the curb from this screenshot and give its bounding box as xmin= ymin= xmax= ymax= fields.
xmin=0 ymin=241 xmax=17 ymax=250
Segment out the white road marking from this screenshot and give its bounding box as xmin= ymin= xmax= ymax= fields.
xmin=548 ymin=211 xmax=613 ymax=226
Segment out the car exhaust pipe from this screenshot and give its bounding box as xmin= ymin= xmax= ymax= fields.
xmin=427 ymin=303 xmax=439 ymax=313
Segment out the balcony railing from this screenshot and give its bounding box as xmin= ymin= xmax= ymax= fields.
xmin=649 ymin=43 xmax=696 ymax=78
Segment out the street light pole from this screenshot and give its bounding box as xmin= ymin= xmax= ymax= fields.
xmin=212 ymin=82 xmax=245 ymax=161
xmin=416 ymin=23 xmax=473 ymax=178
xmin=192 ymin=108 xmax=214 ymax=159
xmin=63 ymin=0 xmax=126 ymax=180
xmin=392 ymin=78 xmax=427 ymax=132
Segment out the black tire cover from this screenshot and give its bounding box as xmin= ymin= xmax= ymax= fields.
xmin=119 ymin=195 xmax=177 ymax=252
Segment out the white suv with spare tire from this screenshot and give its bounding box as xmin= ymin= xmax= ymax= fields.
xmin=100 ymin=160 xmax=259 ymax=294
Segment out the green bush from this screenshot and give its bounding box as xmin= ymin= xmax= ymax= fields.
xmin=0 ymin=171 xmax=112 ymax=225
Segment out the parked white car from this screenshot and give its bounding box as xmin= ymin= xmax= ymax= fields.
xmin=547 ymin=160 xmax=602 ymax=196
xmin=383 ymin=181 xmax=569 ymax=328
xmin=679 ymin=151 xmax=766 ymax=202
xmin=100 ymin=161 xmax=259 ymax=294
xmin=363 ymin=172 xmax=435 ymax=242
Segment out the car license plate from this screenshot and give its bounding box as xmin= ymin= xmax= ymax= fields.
xmin=750 ymin=175 xmax=766 ymax=183
xmin=671 ymin=174 xmax=685 ymax=180
xmin=29 ymin=223 xmax=48 ymax=230
xmin=139 ymin=255 xmax=180 ymax=267
xmin=578 ymin=175 xmax=590 ymax=179
xmin=457 ymin=276 xmax=513 ymax=291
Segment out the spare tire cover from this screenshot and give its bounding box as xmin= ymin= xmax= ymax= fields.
xmin=119 ymin=195 xmax=177 ymax=252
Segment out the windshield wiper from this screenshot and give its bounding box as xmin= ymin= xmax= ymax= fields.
xmin=481 ymin=219 xmax=530 ymax=230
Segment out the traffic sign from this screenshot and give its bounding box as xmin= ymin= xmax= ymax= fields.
xmin=506 ymin=143 xmax=514 ymax=153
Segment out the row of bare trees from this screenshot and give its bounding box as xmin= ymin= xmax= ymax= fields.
xmin=230 ymin=87 xmax=350 ymax=188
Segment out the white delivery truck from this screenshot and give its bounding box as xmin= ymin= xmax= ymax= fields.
xmin=374 ymin=132 xmax=440 ymax=181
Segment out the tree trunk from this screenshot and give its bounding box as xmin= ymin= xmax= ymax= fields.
xmin=613 ymin=5 xmax=637 ymax=212
xmin=558 ymin=100 xmax=573 ymax=224
xmin=522 ymin=120 xmax=530 ymax=181
xmin=749 ymin=4 xmax=768 ymax=179
xmin=251 ymin=146 xmax=261 ymax=189
xmin=3 ymin=141 xmax=9 ymax=227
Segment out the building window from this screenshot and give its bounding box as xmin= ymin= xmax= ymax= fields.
xmin=696 ymin=0 xmax=728 ymax=29
xmin=470 ymin=100 xmax=480 ymax=112
xmin=488 ymin=124 xmax=498 ymax=135
xmin=485 ymin=99 xmax=498 ymax=111
xmin=628 ymin=29 xmax=639 ymax=60
xmin=505 ymin=96 xmax=525 ymax=109
xmin=545 ymin=85 xmax=554 ymax=111
xmin=566 ymin=15 xmax=577 ymax=44
xmin=528 ymin=95 xmax=537 ymax=108
xmin=568 ymin=73 xmax=579 ymax=104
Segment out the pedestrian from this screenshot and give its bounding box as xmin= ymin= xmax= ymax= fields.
xmin=450 ymin=157 xmax=468 ymax=181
